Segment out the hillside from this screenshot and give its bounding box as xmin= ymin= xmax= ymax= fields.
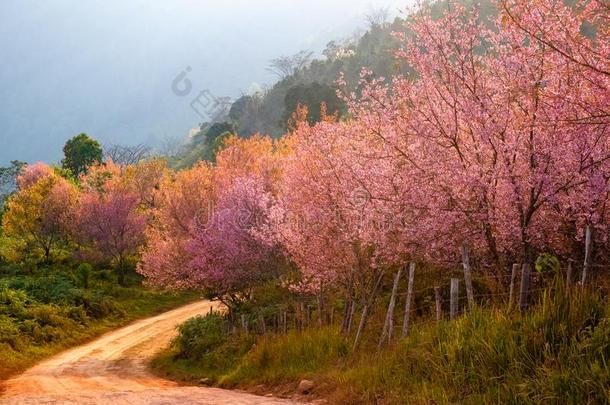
xmin=170 ymin=0 xmax=502 ymax=169
xmin=169 ymin=16 xmax=407 ymax=168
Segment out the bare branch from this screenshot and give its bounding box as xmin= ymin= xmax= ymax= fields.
xmin=266 ymin=50 xmax=314 ymax=79
xmin=104 ymin=144 xmax=151 ymax=165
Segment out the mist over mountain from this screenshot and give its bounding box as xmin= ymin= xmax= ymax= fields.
xmin=0 ymin=0 xmax=406 ymax=165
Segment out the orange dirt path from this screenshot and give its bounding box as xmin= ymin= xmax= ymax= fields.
xmin=0 ymin=301 xmax=299 ymax=404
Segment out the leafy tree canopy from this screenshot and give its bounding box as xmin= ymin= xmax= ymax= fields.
xmin=282 ymin=82 xmax=345 ymax=129
xmin=61 ymin=133 xmax=103 ymax=177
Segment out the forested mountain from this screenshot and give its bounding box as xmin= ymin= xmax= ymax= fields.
xmin=171 ymin=15 xmax=408 ymax=168
xmin=172 ymin=0 xmax=499 ymax=168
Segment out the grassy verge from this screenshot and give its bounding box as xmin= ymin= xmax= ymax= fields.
xmin=0 ymin=272 xmax=198 ymax=380
xmin=154 ymin=283 xmax=610 ymax=404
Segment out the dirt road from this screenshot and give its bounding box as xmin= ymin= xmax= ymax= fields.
xmin=0 ymin=301 xmax=299 ymax=404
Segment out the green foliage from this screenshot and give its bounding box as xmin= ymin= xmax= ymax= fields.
xmin=209 ymin=132 xmax=232 ymax=162
xmin=0 ymin=267 xmax=197 ymax=380
xmin=74 ymin=263 xmax=93 ymax=289
xmin=535 ymin=253 xmax=561 ymax=274
xmin=228 ymin=96 xmax=252 ymax=122
xmin=221 ymin=328 xmax=350 ymax=387
xmin=191 ymin=122 xmax=236 ymax=146
xmin=174 ymin=313 xmax=229 ymax=360
xmin=282 ymin=82 xmax=345 ymax=128
xmin=61 ymin=133 xmax=103 ymax=177
xmin=153 ymin=312 xmax=255 ymax=383
xmin=156 ymin=279 xmax=610 ymax=404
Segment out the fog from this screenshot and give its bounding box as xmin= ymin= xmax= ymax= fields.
xmin=0 ymin=0 xmax=406 ymax=165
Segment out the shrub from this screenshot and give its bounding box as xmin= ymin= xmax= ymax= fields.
xmin=65 ymin=305 xmax=89 ymax=325
xmin=77 ymin=291 xmax=124 ymax=319
xmin=95 ymin=269 xmax=115 ymax=282
xmin=0 ymin=315 xmax=25 ymax=350
xmin=74 ymin=263 xmax=93 ymax=289
xmin=0 ymin=286 xmax=28 ymax=317
xmin=28 ymin=304 xmax=74 ymax=329
xmin=8 ymin=275 xmax=81 ymax=305
xmin=174 ymin=313 xmax=229 ymax=360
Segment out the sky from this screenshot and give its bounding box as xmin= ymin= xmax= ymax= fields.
xmin=0 ymin=0 xmax=407 ymax=165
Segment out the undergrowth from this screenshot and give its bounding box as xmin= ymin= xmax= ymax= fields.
xmin=0 ymin=269 xmax=198 ymax=380
xmin=155 ymin=279 xmax=610 ymax=404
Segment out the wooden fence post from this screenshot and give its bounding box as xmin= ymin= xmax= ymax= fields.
xmin=519 ymin=263 xmax=531 ymax=312
xmin=300 ymin=302 xmax=306 ymax=330
xmin=581 ymin=225 xmax=592 ymax=286
xmin=347 ymin=300 xmax=356 ymax=334
xmin=241 ymin=314 xmax=248 ymax=334
xmin=379 ymin=268 xmax=403 ymax=349
xmin=307 ymin=305 xmax=312 ymax=328
xmin=317 ymin=294 xmax=324 ymax=328
xmin=401 ymin=263 xmax=416 ymax=338
xmin=434 ymin=286 xmax=442 ymax=323
xmin=461 ymin=244 xmax=475 ymax=310
xmin=566 ymin=261 xmax=573 ymax=289
xmin=353 ymin=303 xmax=370 ymax=351
xmin=341 ymin=300 xmax=350 ymax=333
xmin=508 ymin=263 xmax=519 ymax=308
xmin=283 ymin=311 xmax=288 ymax=334
xmin=450 ymin=278 xmax=459 ymax=320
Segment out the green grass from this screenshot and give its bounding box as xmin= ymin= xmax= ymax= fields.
xmin=153 ymin=313 xmax=257 ymax=383
xmin=220 ymin=328 xmax=350 ymax=387
xmin=0 ymin=271 xmax=198 ymax=380
xmin=155 ymin=281 xmax=610 ymax=404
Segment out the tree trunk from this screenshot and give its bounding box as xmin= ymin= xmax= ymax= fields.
xmin=353 ymin=304 xmax=370 ymax=351
xmin=461 ymin=244 xmax=475 ymax=310
xmin=379 ymin=268 xmax=402 ymax=349
xmin=117 ymin=256 xmax=127 ymax=286
xmin=317 ymin=293 xmax=324 ymax=328
xmin=347 ymin=300 xmax=356 ymax=334
xmin=581 ymin=225 xmax=592 ymax=286
xmin=43 ymin=245 xmax=51 ymax=265
xmin=401 ymin=263 xmax=416 ymax=338
xmin=341 ymin=299 xmax=350 ymax=334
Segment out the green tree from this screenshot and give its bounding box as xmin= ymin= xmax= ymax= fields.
xmin=210 ymin=132 xmax=232 ymax=163
xmin=204 ymin=122 xmax=235 ymax=143
xmin=282 ymin=82 xmax=345 ymax=129
xmin=228 ymin=95 xmax=252 ymax=122
xmin=61 ymin=133 xmax=103 ymax=177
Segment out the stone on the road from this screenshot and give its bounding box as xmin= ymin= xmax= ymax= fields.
xmin=297 ymin=379 xmax=314 ymax=394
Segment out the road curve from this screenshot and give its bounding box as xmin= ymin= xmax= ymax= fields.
xmin=0 ymin=300 xmax=298 ymax=405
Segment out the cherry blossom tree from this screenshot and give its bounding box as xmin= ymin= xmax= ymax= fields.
xmin=75 ymin=160 xmax=161 ymax=285
xmin=75 ymin=184 xmax=146 ymax=286
xmin=271 ymin=110 xmax=408 ymax=347
xmin=187 ymin=175 xmax=279 ymax=308
xmin=138 ymin=162 xmax=216 ymax=289
xmin=340 ymin=0 xmax=610 ymax=278
xmin=139 ymin=136 xmax=289 ymax=304
xmin=132 ymin=0 xmax=610 ymax=334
